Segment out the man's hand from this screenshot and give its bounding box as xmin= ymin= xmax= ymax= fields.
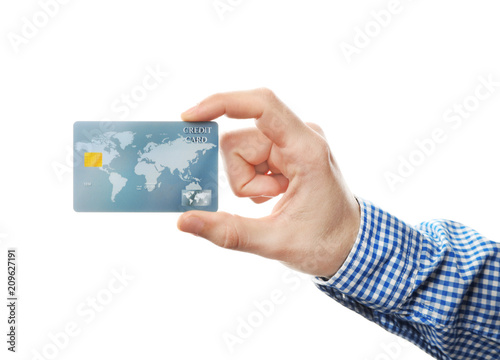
xmin=177 ymin=88 xmax=360 ymax=278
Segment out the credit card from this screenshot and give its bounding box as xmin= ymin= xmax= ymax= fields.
xmin=73 ymin=121 xmax=218 ymax=212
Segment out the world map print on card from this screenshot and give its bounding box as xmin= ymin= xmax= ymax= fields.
xmin=73 ymin=121 xmax=218 ymax=212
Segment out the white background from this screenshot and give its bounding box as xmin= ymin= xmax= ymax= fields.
xmin=1 ymin=1 xmax=499 ymax=359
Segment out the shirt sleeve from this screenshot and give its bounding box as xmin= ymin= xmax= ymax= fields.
xmin=313 ymin=198 xmax=500 ymax=360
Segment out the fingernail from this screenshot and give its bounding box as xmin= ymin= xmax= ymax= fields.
xmin=180 ymin=216 xmax=205 ymax=236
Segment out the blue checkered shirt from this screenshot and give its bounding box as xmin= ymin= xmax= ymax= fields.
xmin=313 ymin=198 xmax=500 ymax=360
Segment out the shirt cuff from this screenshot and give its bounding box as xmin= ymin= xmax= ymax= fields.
xmin=312 ymin=197 xmax=421 ymax=313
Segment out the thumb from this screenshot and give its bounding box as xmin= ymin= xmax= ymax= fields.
xmin=177 ymin=211 xmax=278 ymax=257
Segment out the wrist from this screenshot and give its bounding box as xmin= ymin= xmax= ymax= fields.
xmin=321 ymin=195 xmax=361 ymax=278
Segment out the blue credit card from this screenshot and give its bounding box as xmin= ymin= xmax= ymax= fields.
xmin=73 ymin=121 xmax=218 ymax=212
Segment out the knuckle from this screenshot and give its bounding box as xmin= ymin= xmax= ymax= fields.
xmin=306 ymin=137 xmax=331 ymax=164
xmin=224 ymin=158 xmax=240 ymax=175
xmin=221 ymin=216 xmax=241 ymax=250
xmin=257 ymin=87 xmax=278 ymax=102
xmin=220 ymin=131 xmax=235 ymax=152
xmin=232 ymin=184 xmax=246 ymax=197
xmin=316 ymin=137 xmax=330 ymax=154
xmin=305 ymin=122 xmax=324 ymax=136
xmin=317 ymin=141 xmax=332 ymax=162
xmin=223 ymin=167 xmax=248 ymax=197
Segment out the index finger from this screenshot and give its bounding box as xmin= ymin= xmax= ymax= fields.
xmin=181 ymin=88 xmax=310 ymax=148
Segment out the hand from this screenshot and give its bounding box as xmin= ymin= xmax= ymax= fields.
xmin=177 ymin=88 xmax=360 ymax=278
